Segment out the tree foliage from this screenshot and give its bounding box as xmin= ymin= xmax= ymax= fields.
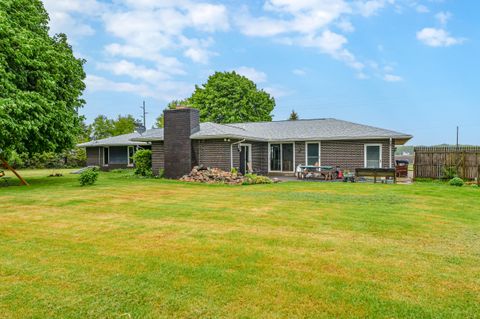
xmin=0 ymin=0 xmax=86 ymax=155
xmin=154 ymin=100 xmax=187 ymax=128
xmin=90 ymin=114 xmax=140 ymax=140
xmin=288 ymin=110 xmax=299 ymax=120
xmin=187 ymin=71 xmax=275 ymax=123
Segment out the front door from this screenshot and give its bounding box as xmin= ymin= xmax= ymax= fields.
xmin=239 ymin=145 xmax=251 ymax=175
xmin=365 ymin=144 xmax=382 ymax=168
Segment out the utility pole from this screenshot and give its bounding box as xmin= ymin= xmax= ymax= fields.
xmin=140 ymin=100 xmax=147 ymax=128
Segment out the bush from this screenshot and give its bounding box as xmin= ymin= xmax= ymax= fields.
xmin=79 ymin=168 xmax=99 ymax=186
xmin=7 ymin=149 xmax=86 ymax=169
xmin=132 ymin=149 xmax=153 ymax=177
xmin=243 ymin=173 xmax=272 ymax=185
xmin=443 ymin=166 xmax=458 ymax=180
xmin=449 ymin=177 xmax=464 ymax=187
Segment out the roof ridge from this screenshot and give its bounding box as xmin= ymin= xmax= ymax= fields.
xmin=227 ymin=118 xmax=330 ymax=125
xmin=331 ymin=118 xmax=409 ymax=135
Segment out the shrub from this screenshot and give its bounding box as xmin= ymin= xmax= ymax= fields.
xmin=230 ymin=167 xmax=238 ymax=175
xmin=158 ymin=169 xmax=165 ymax=178
xmin=79 ymin=168 xmax=99 ymax=186
xmin=443 ymin=166 xmax=458 ymax=180
xmin=243 ymin=173 xmax=273 ymax=185
xmin=5 ymin=150 xmax=24 ymax=168
xmin=449 ymin=177 xmax=464 ymax=187
xmin=132 ymin=149 xmax=153 ymax=177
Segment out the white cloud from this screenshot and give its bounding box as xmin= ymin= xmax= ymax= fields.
xmin=234 ymin=67 xmax=268 ymax=83
xmin=435 ymin=11 xmax=451 ymax=25
xmin=86 ymin=75 xmax=194 ymax=101
xmin=97 ymin=60 xmax=171 ymax=83
xmin=189 ymin=3 xmax=230 ymax=32
xmin=416 ymin=28 xmax=465 ymax=47
xmin=292 ymin=68 xmax=307 ymax=76
xmin=86 ymin=74 xmax=155 ymax=97
xmin=295 ymin=31 xmax=364 ymax=70
xmin=42 ymin=0 xmax=104 ymax=38
xmin=263 ymin=86 xmax=293 ymax=98
xmin=101 ymin=2 xmax=229 ymax=66
xmin=355 ymin=0 xmax=392 ymax=17
xmin=47 ymin=11 xmax=95 ymax=37
xmin=416 ymin=5 xmax=429 ymax=13
xmin=336 ymin=19 xmax=355 ymax=33
xmin=236 ymin=14 xmax=289 ymax=37
xmin=234 ymin=0 xmax=399 ymax=77
xmin=384 ymin=74 xmax=403 ymax=82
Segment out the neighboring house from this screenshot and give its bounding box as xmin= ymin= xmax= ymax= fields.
xmin=79 ymin=108 xmax=412 ymax=177
xmin=77 ymin=132 xmax=150 ymax=170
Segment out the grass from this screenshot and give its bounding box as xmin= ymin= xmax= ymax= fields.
xmin=1 ymin=169 xmax=479 ymax=318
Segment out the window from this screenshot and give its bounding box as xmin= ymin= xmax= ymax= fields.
xmin=270 ymin=144 xmax=281 ymax=171
xmin=269 ymin=143 xmax=295 ymax=172
xmin=306 ymin=143 xmax=320 ymax=166
xmin=103 ymin=147 xmax=109 ymax=166
xmin=128 ymin=146 xmax=135 ymax=166
xmin=365 ymin=144 xmax=382 ymax=168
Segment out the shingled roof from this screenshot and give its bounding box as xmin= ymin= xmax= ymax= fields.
xmin=131 ymin=118 xmax=412 ymax=144
xmin=77 ymin=132 xmax=149 ymax=147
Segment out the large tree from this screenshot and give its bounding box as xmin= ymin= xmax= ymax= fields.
xmin=187 ymin=71 xmax=275 ymax=123
xmin=0 ymin=0 xmax=86 ymax=156
xmin=112 ymin=114 xmax=140 ymax=136
xmin=90 ymin=114 xmax=140 ymax=139
xmin=90 ymin=115 xmax=114 ymax=140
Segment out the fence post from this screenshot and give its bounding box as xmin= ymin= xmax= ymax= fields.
xmin=477 ymin=152 xmax=480 ymax=186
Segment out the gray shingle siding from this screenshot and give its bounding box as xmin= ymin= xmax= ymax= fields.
xmin=251 ymin=142 xmax=268 ymax=174
xmin=294 ymin=142 xmax=306 ymax=167
xmin=196 ymin=139 xmax=232 ymax=171
xmin=152 ymin=141 xmax=165 ymax=175
xmin=86 ymin=147 xmax=102 ymax=166
xmin=321 ymin=139 xmax=394 ymax=171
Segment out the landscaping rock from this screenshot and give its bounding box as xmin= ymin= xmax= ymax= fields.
xmin=180 ymin=166 xmax=245 ymax=184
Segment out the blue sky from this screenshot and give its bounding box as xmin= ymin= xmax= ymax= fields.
xmin=42 ymin=0 xmax=479 ymax=145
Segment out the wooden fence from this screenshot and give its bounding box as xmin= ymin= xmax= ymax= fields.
xmin=414 ymin=146 xmax=480 ymax=180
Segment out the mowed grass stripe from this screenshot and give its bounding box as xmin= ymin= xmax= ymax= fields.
xmin=0 ymin=169 xmax=479 ymax=318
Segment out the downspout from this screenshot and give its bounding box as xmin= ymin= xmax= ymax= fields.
xmin=389 ymin=138 xmax=393 ymax=169
xmin=231 ymin=139 xmax=246 ymax=169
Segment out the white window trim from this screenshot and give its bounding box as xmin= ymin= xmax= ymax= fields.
xmin=127 ymin=146 xmax=135 ymax=167
xmin=305 ymin=142 xmax=321 ymax=166
xmin=364 ymin=144 xmax=383 ymax=168
xmin=268 ymin=142 xmax=296 ymax=173
xmin=103 ymin=146 xmax=109 ymax=167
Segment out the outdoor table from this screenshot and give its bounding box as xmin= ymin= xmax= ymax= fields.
xmin=297 ymin=165 xmax=335 ymax=180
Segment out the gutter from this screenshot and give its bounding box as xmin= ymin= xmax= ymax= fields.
xmin=230 ymin=139 xmax=246 ymax=169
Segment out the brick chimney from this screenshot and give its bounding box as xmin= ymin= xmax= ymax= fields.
xmin=163 ymin=107 xmax=200 ymax=178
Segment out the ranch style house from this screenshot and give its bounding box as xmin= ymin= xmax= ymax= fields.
xmin=78 ymin=108 xmax=413 ymax=178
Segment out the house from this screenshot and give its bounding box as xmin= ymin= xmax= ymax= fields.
xmin=79 ymin=108 xmax=412 ymax=177
xmin=77 ymin=132 xmax=150 ymax=169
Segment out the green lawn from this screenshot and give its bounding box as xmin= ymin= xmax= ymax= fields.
xmin=1 ymin=170 xmax=479 ymax=318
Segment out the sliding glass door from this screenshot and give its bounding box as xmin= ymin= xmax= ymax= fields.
xmin=270 ymin=144 xmax=281 ymax=171
xmin=269 ymin=143 xmax=294 ymax=172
